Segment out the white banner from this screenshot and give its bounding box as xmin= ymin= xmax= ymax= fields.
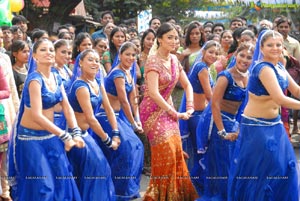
xmin=137 ymin=9 xmax=152 ymax=33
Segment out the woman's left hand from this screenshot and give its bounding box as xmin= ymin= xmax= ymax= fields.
xmin=133 ymin=121 xmax=144 ymax=134
xmin=112 ymin=136 xmax=121 ymax=146
xmin=183 ymin=151 xmax=189 ymax=159
xmin=73 ymin=136 xmax=85 ymax=148
xmin=224 ymin=132 xmax=238 ymax=141
xmin=178 ymin=112 xmax=192 ymax=120
xmin=111 ymin=139 xmax=120 ymax=150
xmin=186 ymin=109 xmax=194 ymax=116
xmin=64 ymin=139 xmax=76 ymax=151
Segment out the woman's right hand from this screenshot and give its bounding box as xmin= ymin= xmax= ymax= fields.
xmin=112 ymin=136 xmax=121 ymax=146
xmin=111 ymin=139 xmax=119 ymax=150
xmin=64 ymin=139 xmax=76 ymax=151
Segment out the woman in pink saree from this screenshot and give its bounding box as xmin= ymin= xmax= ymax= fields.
xmin=140 ymin=22 xmax=198 ymax=201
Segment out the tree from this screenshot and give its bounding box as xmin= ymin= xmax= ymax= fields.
xmin=22 ymin=0 xmax=81 ymax=32
xmin=149 ymin=0 xmax=198 ymax=21
xmin=21 ymin=0 xmax=203 ymax=33
xmin=21 ymin=0 xmax=299 ymax=35
xmin=21 ymin=0 xmax=152 ymax=31
xmin=84 ymin=0 xmax=103 ymax=21
xmin=104 ymin=0 xmax=148 ymax=20
xmin=85 ymin=0 xmax=195 ymax=24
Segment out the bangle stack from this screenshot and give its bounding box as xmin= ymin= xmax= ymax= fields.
xmin=186 ymin=100 xmax=194 ymax=111
xmin=102 ymin=133 xmax=113 ymax=148
xmin=166 ymin=106 xmax=179 ymax=119
xmin=59 ymin=132 xmax=72 ymax=142
xmin=134 ymin=116 xmax=141 ymax=122
xmin=131 ymin=122 xmax=138 ymax=131
xmin=68 ymin=127 xmax=82 ymax=138
xmin=217 ymin=129 xmax=227 ymax=138
xmin=112 ymin=129 xmax=120 ymax=138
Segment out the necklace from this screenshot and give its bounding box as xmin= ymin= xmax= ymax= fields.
xmin=85 ymin=78 xmax=95 ymax=85
xmin=119 ymin=64 xmax=129 ymax=73
xmin=83 ymin=77 xmax=99 ymax=94
xmin=141 ymin=51 xmax=148 ymax=59
xmin=56 ymin=66 xmax=68 ymax=79
xmin=119 ymin=65 xmax=133 ymax=84
xmin=13 ymin=65 xmax=27 ymax=74
xmin=157 ymin=51 xmax=170 ymax=61
xmin=141 ymin=51 xmax=148 ymax=57
xmin=235 ymin=66 xmax=249 ymax=77
xmin=37 ymin=70 xmax=52 ymax=86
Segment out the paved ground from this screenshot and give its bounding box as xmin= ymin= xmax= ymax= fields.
xmin=133 ymin=175 xmax=149 ymax=201
xmin=290 ymin=118 xmax=300 ymax=160
xmin=291 ymin=133 xmax=300 ymax=161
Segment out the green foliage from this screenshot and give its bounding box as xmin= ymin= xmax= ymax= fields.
xmin=84 ymin=0 xmax=102 ymax=21
xmin=84 ymin=0 xmax=197 ymax=24
xmin=22 ymin=0 xmax=81 ymax=31
xmin=100 ymin=0 xmax=148 ymax=23
xmin=149 ymin=0 xmax=196 ymax=22
xmin=21 ymin=0 xmax=300 ymax=33
xmin=222 ymin=4 xmax=300 ymax=26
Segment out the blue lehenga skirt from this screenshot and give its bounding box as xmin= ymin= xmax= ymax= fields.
xmin=196 ymin=109 xmax=238 ymax=201
xmin=10 ymin=125 xmax=81 ymax=201
xmin=93 ymin=110 xmax=144 ymax=201
xmin=194 ymin=106 xmax=238 ymax=199
xmin=180 ymin=110 xmax=203 ymax=172
xmin=228 ymin=115 xmax=299 ymax=201
xmin=67 ymin=131 xmax=115 ymax=201
xmin=54 ymin=112 xmax=66 ymax=130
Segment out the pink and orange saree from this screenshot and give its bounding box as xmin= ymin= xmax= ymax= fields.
xmin=140 ymin=54 xmax=198 ymax=201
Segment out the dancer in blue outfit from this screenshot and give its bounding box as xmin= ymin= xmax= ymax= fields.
xmin=68 ymin=49 xmax=119 ymax=201
xmin=52 ymin=39 xmax=73 ymax=130
xmin=53 ymin=39 xmax=73 ymax=92
xmin=228 ymin=30 xmax=300 ymax=201
xmin=93 ymin=42 xmax=144 ymax=200
xmin=179 ymin=40 xmax=219 ymax=195
xmin=196 ymin=43 xmax=254 ymax=201
xmin=8 ymin=39 xmax=82 ymax=201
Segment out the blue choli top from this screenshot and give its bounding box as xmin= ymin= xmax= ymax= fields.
xmin=188 ymin=61 xmax=214 ymax=94
xmin=217 ymin=70 xmax=247 ymax=102
xmin=23 ymin=72 xmax=63 ymax=109
xmin=51 ymin=66 xmax=72 ymax=92
xmin=105 ymin=69 xmax=134 ymax=96
xmin=68 ymin=79 xmax=103 ymax=113
xmin=248 ymin=62 xmax=288 ymax=96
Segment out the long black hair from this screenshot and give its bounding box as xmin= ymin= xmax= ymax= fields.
xmin=140 ymin=29 xmax=156 ymax=52
xmin=108 ymin=27 xmax=126 ymax=62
